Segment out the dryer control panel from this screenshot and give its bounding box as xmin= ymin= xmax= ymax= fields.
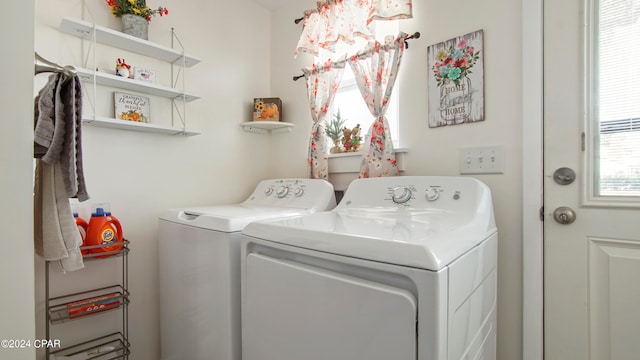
xmin=337 ymin=176 xmax=492 ymax=216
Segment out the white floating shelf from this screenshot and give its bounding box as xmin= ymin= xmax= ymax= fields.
xmin=241 ymin=121 xmax=294 ymax=134
xmin=60 ymin=17 xmax=201 ymax=67
xmin=83 ymin=116 xmax=200 ymax=136
xmin=76 ymin=67 xmax=199 ymax=102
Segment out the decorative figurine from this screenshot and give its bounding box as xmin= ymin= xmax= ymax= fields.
xmin=116 ymin=58 xmax=132 ymax=78
xmin=341 ymin=124 xmax=362 ymax=152
xmin=342 ymin=126 xmax=353 ymax=152
xmin=350 ymin=124 xmax=362 ymax=151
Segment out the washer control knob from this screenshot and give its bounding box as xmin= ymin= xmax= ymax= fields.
xmin=293 ymin=187 xmax=304 ymax=197
xmin=276 ymin=185 xmax=289 ymax=198
xmin=264 ymin=187 xmax=273 ymax=196
xmin=425 ymin=188 xmax=440 ymax=201
xmin=392 ymin=186 xmax=412 ymax=204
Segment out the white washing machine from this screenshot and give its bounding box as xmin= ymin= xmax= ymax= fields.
xmin=241 ymin=176 xmax=497 ymax=360
xmin=158 ymin=179 xmax=336 ymax=360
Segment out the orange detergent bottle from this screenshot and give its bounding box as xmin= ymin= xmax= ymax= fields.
xmin=73 ymin=212 xmax=89 ymax=255
xmin=86 ymin=207 xmax=123 ymax=258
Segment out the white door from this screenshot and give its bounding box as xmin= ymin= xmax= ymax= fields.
xmin=544 ymin=0 xmax=640 ymax=358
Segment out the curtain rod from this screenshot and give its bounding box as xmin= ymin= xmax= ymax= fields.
xmin=293 ymin=32 xmax=420 ymax=81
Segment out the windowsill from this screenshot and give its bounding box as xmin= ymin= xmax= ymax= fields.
xmin=328 ymin=147 xmax=408 ymax=173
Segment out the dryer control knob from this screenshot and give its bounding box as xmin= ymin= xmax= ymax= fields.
xmin=264 ymin=187 xmax=273 ymax=196
xmin=425 ymin=188 xmax=440 ymax=201
xmin=392 ymin=186 xmax=412 ymax=204
xmin=293 ymin=187 xmax=304 ymax=197
xmin=276 ymin=185 xmax=289 ymax=198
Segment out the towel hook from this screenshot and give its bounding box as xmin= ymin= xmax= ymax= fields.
xmin=34 ymin=52 xmax=77 ymax=77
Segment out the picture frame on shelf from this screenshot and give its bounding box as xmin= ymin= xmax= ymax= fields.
xmin=114 ymin=92 xmax=150 ymax=123
xmin=253 ymin=97 xmax=282 ymax=122
xmin=133 ymin=67 xmax=156 ymax=83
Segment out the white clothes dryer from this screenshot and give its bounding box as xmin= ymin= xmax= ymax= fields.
xmin=158 ymin=179 xmax=336 ymax=360
xmin=241 ymin=176 xmax=497 ymax=360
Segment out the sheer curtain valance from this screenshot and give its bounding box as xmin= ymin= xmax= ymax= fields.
xmin=295 ymin=0 xmax=413 ymax=57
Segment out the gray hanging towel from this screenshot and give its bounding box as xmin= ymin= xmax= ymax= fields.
xmin=34 ymin=73 xmax=89 ymax=201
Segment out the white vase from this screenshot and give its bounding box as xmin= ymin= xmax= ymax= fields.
xmin=120 ymin=14 xmax=148 ymax=40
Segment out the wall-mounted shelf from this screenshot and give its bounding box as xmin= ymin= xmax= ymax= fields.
xmin=76 ymin=68 xmax=199 ymax=102
xmin=60 ymin=16 xmax=201 ymax=136
xmin=60 ymin=17 xmax=201 ymax=67
xmin=241 ymin=121 xmax=294 ymax=134
xmin=84 ymin=116 xmax=201 ymax=136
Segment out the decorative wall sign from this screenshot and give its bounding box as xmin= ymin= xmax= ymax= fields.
xmin=133 ymin=67 xmax=156 ymax=83
xmin=427 ymin=30 xmax=484 ymax=128
xmin=114 ymin=92 xmax=149 ymax=123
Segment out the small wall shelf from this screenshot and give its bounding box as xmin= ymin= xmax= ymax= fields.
xmin=84 ymin=116 xmax=201 ymax=136
xmin=60 ymin=17 xmax=201 ymax=67
xmin=241 ymin=121 xmax=294 ymax=134
xmin=76 ymin=68 xmax=199 ymax=102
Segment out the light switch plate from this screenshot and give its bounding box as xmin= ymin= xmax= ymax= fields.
xmin=459 ymin=146 xmax=505 ymax=174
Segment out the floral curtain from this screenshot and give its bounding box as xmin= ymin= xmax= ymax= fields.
xmin=347 ymin=34 xmax=406 ymax=178
xmin=303 ymin=60 xmax=346 ymax=180
xmin=295 ymin=0 xmax=413 ymax=57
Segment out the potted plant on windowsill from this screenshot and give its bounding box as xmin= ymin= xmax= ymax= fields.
xmin=105 ymin=0 xmax=169 ymax=40
xmin=325 ymin=109 xmax=347 ymax=154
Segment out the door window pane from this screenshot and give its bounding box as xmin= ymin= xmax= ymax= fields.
xmin=595 ymin=0 xmax=640 ymax=196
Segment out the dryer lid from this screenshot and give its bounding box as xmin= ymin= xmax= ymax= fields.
xmin=242 ymin=209 xmax=497 ymax=270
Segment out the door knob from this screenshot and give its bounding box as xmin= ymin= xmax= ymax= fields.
xmin=553 ymin=206 xmax=576 ymax=224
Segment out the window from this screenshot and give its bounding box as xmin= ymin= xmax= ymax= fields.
xmin=594 ymin=0 xmax=640 ymax=196
xmin=330 ymin=66 xmax=399 ymax=148
xmin=325 ymin=20 xmax=400 ymax=151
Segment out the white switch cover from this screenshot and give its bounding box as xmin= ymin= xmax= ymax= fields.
xmin=459 ymin=146 xmax=505 ymax=174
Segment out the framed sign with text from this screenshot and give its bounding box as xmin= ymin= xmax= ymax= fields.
xmin=427 ymin=30 xmax=485 ymax=128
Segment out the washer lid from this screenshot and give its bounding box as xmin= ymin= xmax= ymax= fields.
xmin=242 ymin=207 xmax=497 ymax=271
xmin=159 ymin=205 xmax=312 ymax=233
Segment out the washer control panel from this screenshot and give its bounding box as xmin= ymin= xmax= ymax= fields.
xmin=259 ymin=179 xmax=307 ymax=199
xmin=244 ymin=179 xmax=336 ymax=212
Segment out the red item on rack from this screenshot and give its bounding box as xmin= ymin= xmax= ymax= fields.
xmin=67 ymin=293 xmax=120 ymax=318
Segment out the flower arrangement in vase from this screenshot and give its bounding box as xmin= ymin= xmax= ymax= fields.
xmin=105 ymin=0 xmax=169 ymax=40
xmin=105 ymin=0 xmax=168 ymax=22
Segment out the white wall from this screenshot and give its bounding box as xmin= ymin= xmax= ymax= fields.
xmin=0 ymin=1 xmax=36 ymax=360
xmin=270 ymin=1 xmax=524 ymax=359
xmin=33 ymin=0 xmax=274 ymax=358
